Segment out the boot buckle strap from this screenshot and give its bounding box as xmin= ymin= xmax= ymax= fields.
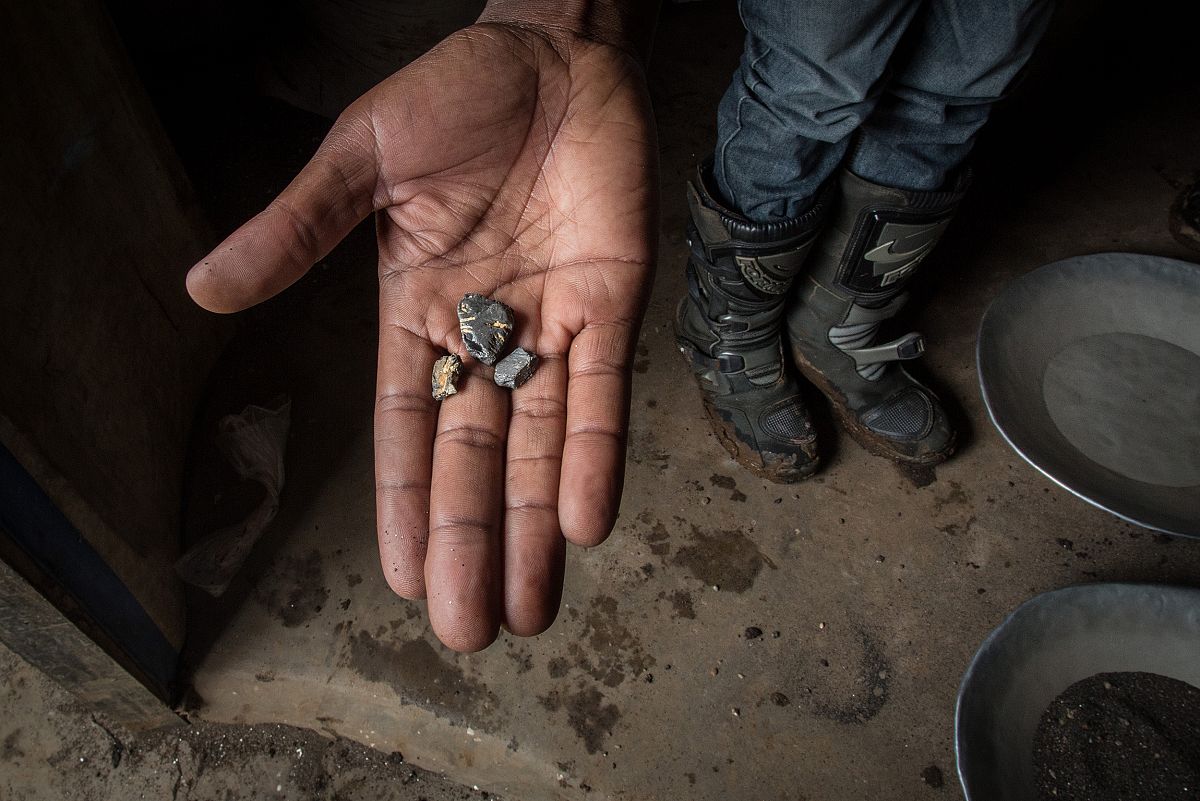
xmin=846 ymin=332 xmax=925 ymax=367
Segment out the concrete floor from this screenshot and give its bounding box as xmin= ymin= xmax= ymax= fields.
xmin=162 ymin=3 xmax=1200 ymax=801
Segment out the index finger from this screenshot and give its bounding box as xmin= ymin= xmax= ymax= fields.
xmin=375 ymin=316 xmax=440 ymax=599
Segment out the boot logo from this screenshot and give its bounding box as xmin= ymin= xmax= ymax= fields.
xmin=736 ymin=256 xmax=790 ymax=295
xmin=863 ymin=218 xmax=951 ymax=286
xmin=875 ymin=252 xmax=928 ymax=287
xmin=733 ymin=242 xmax=814 ymax=296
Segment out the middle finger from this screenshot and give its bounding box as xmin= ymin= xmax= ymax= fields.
xmin=427 ymin=361 xmax=509 ymax=652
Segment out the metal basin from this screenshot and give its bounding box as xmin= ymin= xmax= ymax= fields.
xmin=977 ymin=253 xmax=1200 ymax=537
xmin=955 ymin=583 xmax=1200 ymax=801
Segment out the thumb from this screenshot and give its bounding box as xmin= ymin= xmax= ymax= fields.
xmin=186 ymin=123 xmax=379 ymax=313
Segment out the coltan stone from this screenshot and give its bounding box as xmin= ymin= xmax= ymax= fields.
xmin=457 ymin=293 xmax=514 ymax=365
xmin=431 ymin=354 xmax=462 ymax=401
xmin=494 ymin=347 xmax=539 ymax=389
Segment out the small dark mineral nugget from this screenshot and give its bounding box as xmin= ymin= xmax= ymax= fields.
xmin=431 ymin=354 xmax=462 ymax=400
xmin=457 ymin=293 xmax=514 ymax=365
xmin=494 ymin=347 xmax=539 ymax=389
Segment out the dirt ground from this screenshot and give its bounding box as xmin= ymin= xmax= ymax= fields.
xmin=0 ymin=643 xmax=498 ymax=801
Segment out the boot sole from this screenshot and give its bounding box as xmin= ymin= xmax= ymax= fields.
xmin=674 ymin=301 xmax=821 ymax=485
xmin=790 ymin=346 xmax=956 ymax=468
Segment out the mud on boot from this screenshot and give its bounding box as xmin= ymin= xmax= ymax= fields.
xmin=675 ymin=161 xmax=828 ymax=483
xmin=786 ymin=168 xmax=968 ymax=466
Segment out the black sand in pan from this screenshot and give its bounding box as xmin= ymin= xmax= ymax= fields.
xmin=1033 ymin=671 xmax=1200 ymax=801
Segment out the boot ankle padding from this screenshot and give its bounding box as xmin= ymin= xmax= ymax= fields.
xmin=687 ymin=160 xmax=828 ymax=246
xmin=686 ymin=162 xmax=829 ymax=298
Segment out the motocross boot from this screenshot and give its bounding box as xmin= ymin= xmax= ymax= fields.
xmin=675 ymin=161 xmax=829 ymax=482
xmin=786 ymin=168 xmax=969 ymax=466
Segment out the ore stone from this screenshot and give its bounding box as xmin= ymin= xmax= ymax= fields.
xmin=494 ymin=347 xmax=539 ymax=389
xmin=457 ymin=293 xmax=514 ymax=365
xmin=431 ymin=354 xmax=462 ymax=401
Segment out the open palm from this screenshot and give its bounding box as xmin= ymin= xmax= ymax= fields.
xmin=187 ymin=23 xmax=658 ymax=651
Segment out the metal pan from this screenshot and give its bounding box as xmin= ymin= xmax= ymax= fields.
xmin=977 ymin=253 xmax=1200 ymax=537
xmin=955 ymin=583 xmax=1200 ymax=801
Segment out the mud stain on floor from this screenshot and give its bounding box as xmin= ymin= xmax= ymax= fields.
xmin=937 ymin=515 xmax=977 ymax=537
xmin=2 ymin=729 xmax=24 ymax=761
xmin=344 ymin=633 xmax=500 ymax=727
xmin=563 ymin=595 xmax=655 ymax=687
xmin=627 ymin=427 xmax=671 ymax=472
xmin=669 ymin=589 xmax=696 ymax=620
xmin=896 ymin=462 xmax=937 ymax=488
xmin=539 ymin=687 xmax=621 ymax=755
xmin=256 ymin=550 xmax=330 ymax=628
xmin=809 ymin=627 xmax=893 ymax=725
xmin=633 ymin=343 xmax=651 ymax=374
xmin=672 ymin=525 xmax=777 ymax=593
xmin=505 ymin=644 xmax=533 ymax=675
xmin=709 ymin=474 xmax=747 ymax=502
xmin=709 ymin=474 xmax=736 ymax=491
xmin=932 ymin=480 xmax=971 ymax=515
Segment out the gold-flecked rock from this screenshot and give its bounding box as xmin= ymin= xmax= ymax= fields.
xmin=457 ymin=293 xmax=514 ymax=365
xmin=432 ymin=354 xmax=462 ymax=401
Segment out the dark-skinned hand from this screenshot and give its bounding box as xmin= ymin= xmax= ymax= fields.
xmin=186 ymin=19 xmax=658 ymax=651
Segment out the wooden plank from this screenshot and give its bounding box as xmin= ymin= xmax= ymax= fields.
xmin=0 ymin=560 xmax=182 ymax=730
xmin=0 ymin=0 xmax=227 ymax=655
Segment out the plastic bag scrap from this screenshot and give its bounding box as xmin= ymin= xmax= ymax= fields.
xmin=175 ymin=398 xmax=291 ymax=596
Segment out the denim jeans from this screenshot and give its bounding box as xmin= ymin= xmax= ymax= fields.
xmin=713 ymin=0 xmax=1055 ymax=222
